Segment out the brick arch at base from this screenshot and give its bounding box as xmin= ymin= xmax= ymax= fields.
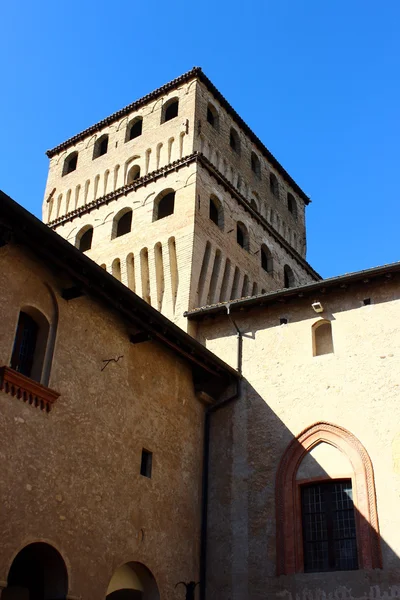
xmin=275 ymin=421 xmax=382 ymax=575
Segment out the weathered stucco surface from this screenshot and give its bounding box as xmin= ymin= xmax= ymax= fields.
xmin=0 ymin=244 xmax=205 ymax=599
xmin=196 ymin=278 xmax=400 ymax=599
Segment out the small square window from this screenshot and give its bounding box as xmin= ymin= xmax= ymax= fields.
xmin=140 ymin=449 xmax=152 ymax=478
xmin=363 ymin=298 xmax=371 ymax=306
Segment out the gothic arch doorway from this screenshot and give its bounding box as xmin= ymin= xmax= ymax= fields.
xmin=106 ymin=563 xmax=160 ymax=600
xmin=3 ymin=542 xmax=68 ymax=600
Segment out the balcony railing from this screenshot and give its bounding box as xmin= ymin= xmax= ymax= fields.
xmin=0 ymin=366 xmax=60 ymax=412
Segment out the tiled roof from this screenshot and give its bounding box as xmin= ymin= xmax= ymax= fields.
xmin=185 ymin=261 xmax=400 ymax=319
xmin=46 ymin=67 xmax=310 ymax=204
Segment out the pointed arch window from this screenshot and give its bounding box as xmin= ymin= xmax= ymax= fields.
xmin=276 ymin=422 xmax=382 ymax=575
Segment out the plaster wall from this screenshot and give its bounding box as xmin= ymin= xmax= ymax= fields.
xmin=0 ymin=244 xmax=205 ymax=600
xmin=195 ymin=279 xmax=400 ymax=599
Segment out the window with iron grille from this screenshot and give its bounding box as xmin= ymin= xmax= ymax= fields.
xmin=301 ymin=480 xmax=358 ymax=572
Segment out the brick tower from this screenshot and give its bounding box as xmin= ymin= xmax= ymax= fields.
xmin=43 ymin=68 xmax=320 ymax=330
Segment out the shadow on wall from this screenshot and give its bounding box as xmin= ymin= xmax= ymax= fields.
xmin=206 ymin=378 xmax=400 ymax=600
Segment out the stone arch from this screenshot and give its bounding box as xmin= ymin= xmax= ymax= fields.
xmin=106 ymin=562 xmax=160 ymax=600
xmin=3 ymin=542 xmax=68 ymax=599
xmin=275 ymin=421 xmax=382 ymax=575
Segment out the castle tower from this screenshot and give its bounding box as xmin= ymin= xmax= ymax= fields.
xmin=43 ymin=68 xmax=320 ymax=330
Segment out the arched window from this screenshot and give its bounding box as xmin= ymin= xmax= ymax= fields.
xmin=312 ymin=319 xmax=334 ymax=356
xmin=276 ymin=422 xmax=382 ymax=575
xmin=251 ymin=152 xmax=261 ymax=178
xmin=209 ymin=195 xmax=223 ymax=229
xmin=113 ymin=209 xmax=132 ymax=238
xmin=126 ymin=117 xmax=143 ymax=142
xmin=153 ymin=190 xmax=175 ymax=221
xmin=5 ymin=543 xmax=68 ymax=600
xmin=62 ymin=151 xmax=78 ymax=176
xmin=10 ymin=308 xmax=50 ymax=382
xmin=270 ymin=172 xmax=279 ymax=197
xmin=207 ymin=103 xmax=219 ymax=129
xmin=161 ymin=98 xmax=179 ymax=123
xmin=229 ymin=128 xmax=241 ymax=155
xmin=76 ymin=226 xmax=94 ymax=252
xmin=93 ymin=134 xmax=109 ymax=159
xmin=283 ymin=264 xmax=295 ymax=288
xmin=127 ymin=165 xmax=141 ymax=184
xmin=287 ymin=192 xmax=297 ymax=219
xmin=236 ymin=221 xmax=249 ymax=250
xmin=250 ymin=198 xmax=258 ymax=211
xmin=261 ymin=244 xmax=273 ymax=272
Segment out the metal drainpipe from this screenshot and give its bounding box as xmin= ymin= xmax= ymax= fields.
xmin=200 ymin=305 xmax=243 ymax=600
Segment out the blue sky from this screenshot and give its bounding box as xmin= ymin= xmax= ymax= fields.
xmin=1 ymin=0 xmax=399 ymax=277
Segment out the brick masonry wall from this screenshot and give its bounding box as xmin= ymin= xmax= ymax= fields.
xmin=195 ymin=279 xmax=400 ymax=599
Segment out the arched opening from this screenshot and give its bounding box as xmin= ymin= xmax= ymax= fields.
xmin=161 ymin=98 xmax=179 ymax=123
xmin=4 ymin=542 xmax=68 ymax=600
xmin=251 ymin=152 xmax=261 ymax=178
xmin=209 ymin=195 xmax=223 ymax=229
xmin=10 ymin=307 xmax=50 ymax=382
xmin=113 ymin=209 xmax=133 ymax=238
xmin=276 ymin=422 xmax=382 ymax=575
xmin=62 ymin=151 xmax=78 ymax=176
xmin=127 ymin=165 xmax=141 ymax=184
xmin=261 ymin=244 xmax=273 ymax=272
xmin=229 ymin=128 xmax=241 ymax=155
xmin=126 ymin=117 xmax=143 ymax=142
xmin=153 ymin=190 xmax=175 ymax=221
xmin=207 ymin=103 xmax=219 ymax=129
xmin=250 ymin=198 xmax=258 ymax=211
xmin=270 ymin=172 xmax=279 ymax=197
xmin=236 ymin=221 xmax=249 ymax=251
xmin=76 ymin=225 xmax=93 ymax=252
xmin=93 ymin=134 xmax=109 ymax=159
xmin=106 ymin=562 xmax=160 ymax=600
xmin=287 ymin=192 xmax=297 ymax=219
xmin=312 ymin=319 xmax=334 ymax=356
xmin=283 ymin=264 xmax=295 ymax=288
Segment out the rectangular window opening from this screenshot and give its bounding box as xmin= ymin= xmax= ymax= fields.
xmin=363 ymin=298 xmax=371 ymax=306
xmin=301 ymin=479 xmax=358 ymax=573
xmin=140 ymin=449 xmax=153 ymax=478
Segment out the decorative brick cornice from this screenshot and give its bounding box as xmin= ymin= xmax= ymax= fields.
xmin=49 ymin=152 xmax=319 ymax=280
xmin=0 ymin=366 xmax=60 ymax=412
xmin=275 ymin=421 xmax=382 ymax=575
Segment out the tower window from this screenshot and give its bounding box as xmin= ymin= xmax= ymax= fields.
xmin=207 ymin=103 xmax=219 ymax=129
xmin=126 ymin=117 xmax=143 ymax=142
xmin=302 ymin=480 xmax=358 ymax=572
xmin=140 ymin=449 xmax=153 ymax=478
xmin=93 ymin=134 xmax=109 ymax=159
xmin=62 ymin=151 xmax=78 ymax=176
xmin=209 ymin=195 xmax=223 ymax=229
xmin=251 ymin=152 xmax=261 ymax=178
xmin=287 ymin=192 xmax=297 ymax=219
xmin=127 ymin=165 xmax=141 ymax=184
xmin=77 ymin=226 xmax=93 ymax=252
xmin=283 ymin=264 xmax=295 ymax=288
xmin=154 ymin=190 xmax=175 ymax=221
xmin=229 ymin=128 xmax=241 ymax=155
xmin=261 ymin=244 xmax=273 ymax=272
xmin=115 ymin=210 xmax=132 ymax=237
xmin=236 ymin=222 xmax=249 ymax=251
xmin=162 ymin=98 xmax=179 ymax=123
xmin=270 ymin=172 xmax=279 ymax=198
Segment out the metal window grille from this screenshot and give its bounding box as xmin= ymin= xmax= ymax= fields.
xmin=301 ymin=480 xmax=358 ymax=572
